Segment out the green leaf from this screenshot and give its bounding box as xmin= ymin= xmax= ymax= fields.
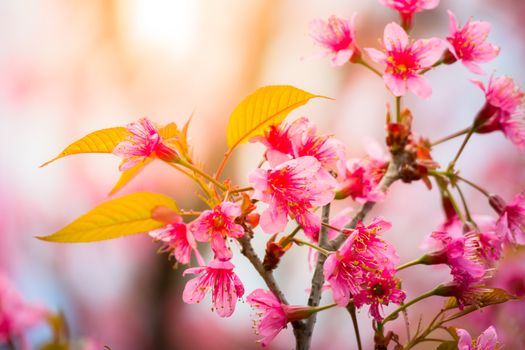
xmin=436 ymin=341 xmax=458 ymax=350
xmin=40 ymin=127 xmax=129 ymax=167
xmin=37 ymin=192 xmax=178 ymax=243
xmin=444 ymin=287 xmax=518 ymax=310
xmin=226 ymin=85 xmax=329 ymax=149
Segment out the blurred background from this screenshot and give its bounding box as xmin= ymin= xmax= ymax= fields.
xmin=0 ymin=0 xmax=524 ymax=349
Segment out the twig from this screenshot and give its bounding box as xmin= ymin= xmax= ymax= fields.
xmin=237 ymin=231 xmax=306 ymax=341
xmin=297 ymin=204 xmax=331 ymax=350
xmin=347 ymin=303 xmax=363 ymax=350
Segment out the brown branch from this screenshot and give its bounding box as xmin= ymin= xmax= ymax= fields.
xmin=295 ymin=204 xmax=331 ymax=349
xmin=237 ymin=231 xmax=306 ymax=340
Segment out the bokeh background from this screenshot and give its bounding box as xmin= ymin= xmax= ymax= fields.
xmin=1 ymin=0 xmax=524 ymax=349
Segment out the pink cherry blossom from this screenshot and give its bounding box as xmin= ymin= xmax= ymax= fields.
xmin=426 ymin=219 xmax=487 ymax=291
xmin=292 ymin=118 xmax=345 ymax=170
xmin=353 ymin=270 xmax=406 ymax=321
xmin=446 ymin=11 xmax=499 ymax=75
xmin=182 ymin=259 xmax=244 ymax=318
xmin=457 ymin=326 xmax=499 ymax=350
xmin=190 ymin=202 xmax=244 ymax=261
xmin=149 ymin=215 xmax=204 ymax=266
xmin=247 ymin=289 xmax=318 ymax=347
xmin=249 ymin=156 xmax=337 ymax=237
xmin=473 ymin=76 xmax=525 ymax=149
xmin=364 ymin=22 xmax=445 ymax=98
xmin=492 ymin=190 xmax=525 ymax=244
xmin=250 ymin=118 xmax=306 ymax=167
xmin=324 ymin=218 xmax=399 ymax=307
xmin=251 ymin=117 xmax=345 ymax=169
xmin=247 ymin=289 xmax=288 ymax=347
xmin=0 ymin=274 xmax=47 ymax=348
xmin=113 ymin=118 xmax=178 ymax=171
xmin=336 ymin=157 xmax=388 ymax=203
xmin=309 ymin=14 xmax=360 ymax=66
xmin=379 ymin=0 xmax=439 ymax=29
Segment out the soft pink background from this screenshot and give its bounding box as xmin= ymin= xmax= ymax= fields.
xmin=1 ymin=0 xmax=524 ymax=349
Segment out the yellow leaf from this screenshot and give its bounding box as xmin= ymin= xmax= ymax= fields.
xmin=158 ymin=122 xmax=181 ymax=139
xmin=226 ymin=85 xmax=329 ymax=149
xmin=37 ymin=192 xmax=178 ymax=243
xmin=109 ymin=158 xmax=154 ymax=195
xmin=40 ymin=127 xmax=129 ymax=167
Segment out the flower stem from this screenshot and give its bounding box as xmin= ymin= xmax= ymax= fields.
xmin=347 ymin=303 xmax=363 ymax=350
xmin=313 ymin=303 xmax=338 ymax=313
xmin=214 ymin=148 xmax=233 ymax=180
xmin=292 ymin=238 xmax=330 ymax=256
xmin=357 ymin=59 xmax=382 ymax=77
xmin=229 ymin=186 xmax=253 ymax=194
xmin=178 ymin=159 xmax=227 ymax=191
xmin=443 ymin=187 xmax=466 ymax=224
xmin=431 ymin=127 xmax=470 ymax=146
xmin=395 ymin=96 xmax=402 ymax=123
xmin=381 ymin=287 xmax=439 ymax=325
xmin=396 ymin=257 xmax=424 ymax=271
xmin=455 ymin=174 xmax=490 ymax=197
xmin=448 ymin=126 xmax=476 ymax=171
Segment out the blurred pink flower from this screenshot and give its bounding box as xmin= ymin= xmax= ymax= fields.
xmin=474 ymin=76 xmax=525 ymax=149
xmin=249 ymin=156 xmax=336 ymax=237
xmin=113 ymin=118 xmax=178 ymax=171
xmin=491 ymin=191 xmax=525 ymax=244
xmin=446 ymin=10 xmax=499 ymax=75
xmin=0 ymin=274 xmax=47 ymax=349
xmin=182 ymin=260 xmax=244 ymax=318
xmin=365 ymin=22 xmax=445 ymax=98
xmin=457 ymin=326 xmax=499 ymax=350
xmin=378 ymin=0 xmax=439 ymax=29
xmin=309 ymin=14 xmax=360 ymax=66
xmin=251 ymin=119 xmax=303 ymax=167
xmin=149 ymin=215 xmax=204 ymax=266
xmin=190 ymin=202 xmax=244 ymax=261
xmin=353 ymin=270 xmax=405 ymax=321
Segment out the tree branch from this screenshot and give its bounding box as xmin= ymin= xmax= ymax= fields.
xmin=329 ymin=159 xmax=400 ymax=250
xmin=296 ymin=204 xmax=331 ymax=349
xmin=237 ymin=232 xmax=306 ymax=340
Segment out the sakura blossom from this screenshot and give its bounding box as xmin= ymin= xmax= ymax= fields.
xmin=309 ymin=14 xmax=360 ymax=66
xmin=474 ymin=76 xmax=525 ymax=149
xmin=247 ymin=289 xmax=287 ymax=347
xmin=379 ymin=0 xmax=440 ymax=29
xmin=190 ymin=202 xmax=244 ymax=261
xmin=149 ymin=215 xmax=204 ymax=266
xmin=249 ymin=156 xmax=337 ymax=237
xmin=491 ymin=191 xmax=525 ymax=244
xmin=113 ymin=118 xmax=178 ymax=170
xmin=457 ymin=326 xmax=499 ymax=350
xmin=324 ymin=218 xmax=400 ymax=307
xmin=251 ymin=117 xmax=344 ymax=169
xmin=353 ymin=270 xmax=406 ymax=321
xmin=446 ymin=10 xmax=499 ymax=75
xmin=365 ymin=22 xmax=445 ymax=98
xmin=0 ymin=275 xmax=47 ymax=348
xmin=182 ymin=259 xmax=244 ymax=318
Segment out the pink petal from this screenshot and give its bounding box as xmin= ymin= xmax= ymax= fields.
xmin=331 ymin=49 xmax=353 ymax=66
xmin=219 ymin=201 xmax=242 ymax=218
xmin=384 ymin=22 xmax=408 ymax=51
xmin=384 ymin=73 xmax=407 ymax=96
xmin=407 ymin=75 xmax=432 ymax=99
xmin=456 ymin=328 xmax=473 ymax=350
xmin=463 ymin=60 xmax=485 ymax=75
xmin=210 ymin=235 xmax=232 ymax=261
xmin=477 ymin=326 xmax=498 ymax=349
xmin=413 ymin=38 xmax=445 ymax=67
xmin=447 ymin=10 xmax=458 ymax=35
xmin=260 ymin=206 xmax=289 ymax=234
xmin=182 ymin=276 xmax=208 ymax=304
xmin=364 ymin=48 xmax=387 ymax=64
